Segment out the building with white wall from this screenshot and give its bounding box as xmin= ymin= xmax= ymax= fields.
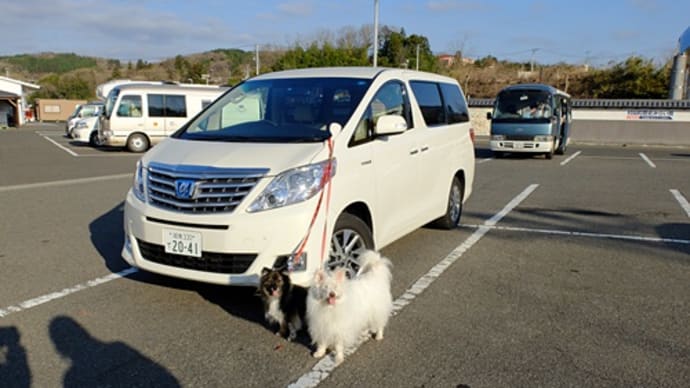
xmin=0 ymin=76 xmax=40 ymax=127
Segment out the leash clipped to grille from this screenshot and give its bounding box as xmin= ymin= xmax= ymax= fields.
xmin=288 ymin=135 xmax=335 ymax=272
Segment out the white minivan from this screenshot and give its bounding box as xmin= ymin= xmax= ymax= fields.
xmin=122 ymin=67 xmax=475 ymax=287
xmin=99 ymin=83 xmax=228 ymax=152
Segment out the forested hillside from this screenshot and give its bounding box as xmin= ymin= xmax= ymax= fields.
xmin=0 ymin=25 xmax=671 ymax=101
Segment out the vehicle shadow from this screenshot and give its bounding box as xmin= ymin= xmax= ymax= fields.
xmin=463 ymin=207 xmax=690 ymax=259
xmin=0 ymin=326 xmax=31 ymax=388
xmin=49 ymin=316 xmax=180 ymax=387
xmin=88 ymin=204 xmax=288 ymax=342
xmin=88 ymin=202 xmax=130 ymax=273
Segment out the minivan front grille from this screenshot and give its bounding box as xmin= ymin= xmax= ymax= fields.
xmin=137 ymin=239 xmax=256 ymax=274
xmin=146 ymin=162 xmax=268 ymax=214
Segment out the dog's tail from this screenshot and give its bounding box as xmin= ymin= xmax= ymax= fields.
xmin=357 ymin=250 xmax=392 ymax=281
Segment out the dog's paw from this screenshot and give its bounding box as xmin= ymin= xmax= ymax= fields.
xmin=312 ymin=346 xmax=326 ymax=358
xmin=374 ymin=329 xmax=384 ymax=341
xmin=334 ymin=353 xmax=344 ymax=365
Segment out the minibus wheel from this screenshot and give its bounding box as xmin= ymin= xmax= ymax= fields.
xmin=431 ymin=176 xmax=464 ymax=229
xmin=127 ymin=133 xmax=149 ymax=153
xmin=328 ymin=213 xmax=374 ymax=278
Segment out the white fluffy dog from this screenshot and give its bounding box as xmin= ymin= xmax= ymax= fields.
xmin=306 ymin=250 xmax=393 ymax=365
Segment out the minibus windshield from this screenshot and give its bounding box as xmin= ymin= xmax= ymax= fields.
xmin=492 ymin=90 xmax=552 ymax=123
xmin=104 ymin=88 xmax=120 ymax=118
xmin=178 ymin=77 xmax=372 ymax=143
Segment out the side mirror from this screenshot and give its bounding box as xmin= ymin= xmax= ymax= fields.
xmin=375 ymin=115 xmax=407 ymax=136
xmin=486 ymin=112 xmax=492 ymax=120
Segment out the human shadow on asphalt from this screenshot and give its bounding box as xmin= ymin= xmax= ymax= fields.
xmin=0 ymin=326 xmax=31 ymax=388
xmin=49 ymin=316 xmax=180 ymax=388
xmin=89 ymin=202 xmax=131 ymax=273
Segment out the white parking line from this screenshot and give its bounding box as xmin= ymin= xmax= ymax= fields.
xmin=0 ymin=268 xmax=138 ymax=318
xmin=560 ymin=150 xmax=581 ymax=166
xmin=670 ymin=189 xmax=690 ymax=218
xmin=639 ymin=153 xmax=656 ymax=168
xmin=40 ymin=133 xmax=78 ymax=157
xmin=289 ymin=184 xmax=540 ymax=388
xmin=461 ymin=224 xmax=690 ymax=245
xmin=0 ymin=173 xmax=132 ymax=193
xmin=477 ymin=158 xmax=492 ymax=164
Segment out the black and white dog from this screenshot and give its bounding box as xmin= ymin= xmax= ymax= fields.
xmin=257 ymin=267 xmax=308 ymax=341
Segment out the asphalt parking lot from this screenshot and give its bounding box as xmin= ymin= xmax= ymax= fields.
xmin=1 ymin=123 xmax=689 ymax=387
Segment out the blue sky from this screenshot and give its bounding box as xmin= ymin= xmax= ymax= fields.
xmin=2 ymin=0 xmax=689 ymax=67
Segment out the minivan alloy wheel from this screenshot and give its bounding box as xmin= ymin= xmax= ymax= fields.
xmin=327 ymin=213 xmax=374 ymax=278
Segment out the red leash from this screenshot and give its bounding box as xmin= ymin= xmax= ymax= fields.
xmin=290 ymin=137 xmax=334 ymax=270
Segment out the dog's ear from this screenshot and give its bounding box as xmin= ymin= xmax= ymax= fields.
xmin=261 ymin=267 xmax=271 ymax=276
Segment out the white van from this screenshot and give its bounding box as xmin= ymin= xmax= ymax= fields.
xmin=65 ymin=102 xmax=103 ymax=137
xmin=121 ymin=67 xmax=475 ymax=287
xmin=99 ymin=83 xmax=228 ymax=152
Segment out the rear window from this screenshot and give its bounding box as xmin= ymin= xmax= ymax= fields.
xmin=439 ymin=83 xmax=469 ymax=123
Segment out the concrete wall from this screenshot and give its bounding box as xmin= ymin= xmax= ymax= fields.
xmin=469 ymin=107 xmax=690 ymax=146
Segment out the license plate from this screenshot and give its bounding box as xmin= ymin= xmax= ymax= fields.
xmin=163 ymin=229 xmax=202 ymax=257
xmin=514 ymin=142 xmax=523 ymax=149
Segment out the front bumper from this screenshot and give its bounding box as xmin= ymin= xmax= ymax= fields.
xmin=490 ymin=139 xmax=554 ymax=153
xmin=121 ymin=189 xmax=326 ymax=287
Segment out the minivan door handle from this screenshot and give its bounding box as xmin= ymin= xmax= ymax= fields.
xmin=409 ymin=148 xmax=419 ymax=155
xmin=421 ymin=146 xmax=429 ymax=152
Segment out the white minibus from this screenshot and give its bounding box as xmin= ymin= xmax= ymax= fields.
xmin=99 ymin=83 xmax=228 ymax=152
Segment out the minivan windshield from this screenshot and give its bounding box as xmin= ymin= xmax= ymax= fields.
xmin=492 ymin=90 xmax=552 ymax=123
xmin=177 ymin=77 xmax=372 ymax=143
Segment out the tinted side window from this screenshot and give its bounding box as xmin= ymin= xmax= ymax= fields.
xmin=166 ymin=95 xmax=187 ymax=117
xmin=439 ymin=83 xmax=469 ymax=123
xmin=410 ymin=81 xmax=445 ymax=126
xmin=148 ymin=94 xmax=165 ymax=117
xmin=147 ymin=94 xmax=187 ymax=117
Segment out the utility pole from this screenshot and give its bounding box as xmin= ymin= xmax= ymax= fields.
xmin=255 ymin=44 xmax=260 ymax=76
xmin=530 ymin=48 xmax=539 ymax=72
xmin=416 ymin=44 xmax=420 ymax=71
xmin=373 ymin=0 xmax=379 ymax=67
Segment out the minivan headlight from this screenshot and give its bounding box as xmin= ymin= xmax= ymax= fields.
xmin=247 ymin=159 xmax=336 ymax=213
xmin=133 ymin=160 xmax=146 ymax=202
xmin=534 ymin=135 xmax=554 ymax=142
xmin=491 ymin=134 xmax=505 ymax=141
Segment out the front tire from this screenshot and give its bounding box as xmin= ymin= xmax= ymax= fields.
xmin=127 ymin=133 xmax=149 ymax=153
xmin=89 ymin=131 xmax=99 ymax=147
xmin=556 ymin=133 xmax=567 ymax=155
xmin=328 ymin=213 xmax=374 ymax=278
xmin=431 ymin=176 xmax=464 ymax=229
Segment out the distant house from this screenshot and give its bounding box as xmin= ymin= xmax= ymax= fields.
xmin=0 ymin=76 xmax=40 ymax=127
xmin=438 ymin=54 xmax=455 ymax=67
xmin=437 ymin=54 xmax=475 ymax=68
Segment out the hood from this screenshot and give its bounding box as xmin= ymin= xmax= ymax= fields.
xmin=490 ymin=121 xmax=552 ymax=136
xmin=142 ymin=138 xmax=326 ymax=177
